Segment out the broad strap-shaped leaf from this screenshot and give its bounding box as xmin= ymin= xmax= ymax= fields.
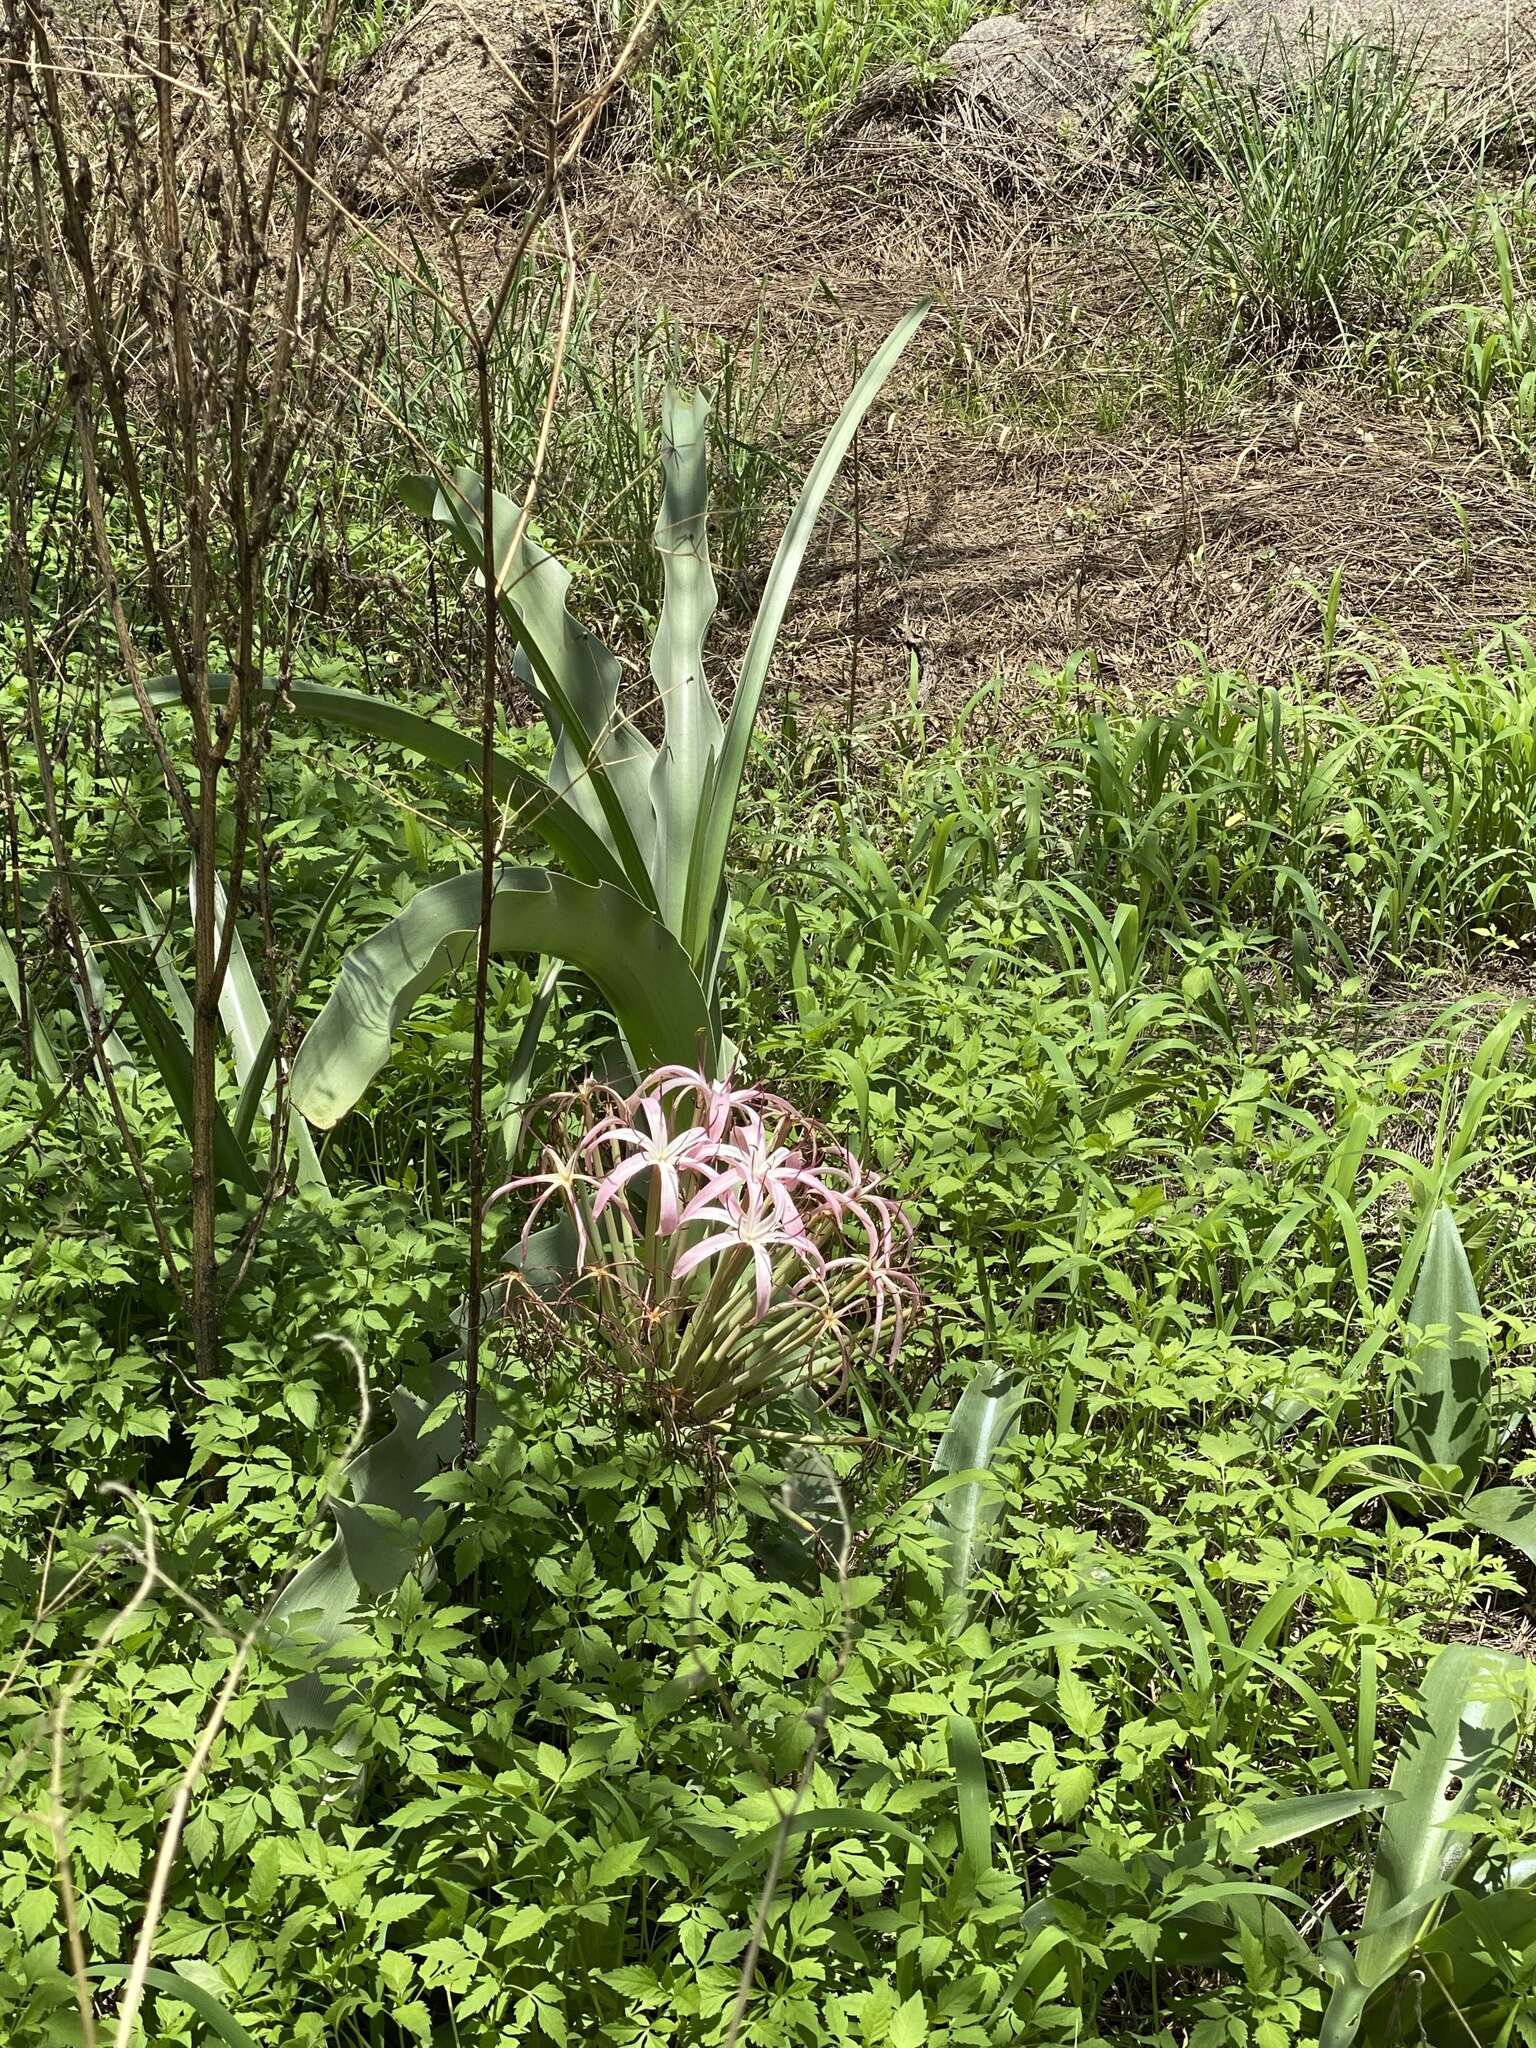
xmin=265 ymin=1360 xmax=468 ymax=1735
xmin=681 ymin=298 xmax=933 ymax=968
xmin=1459 ymin=1485 xmax=1536 ymax=1565
xmin=1320 ymin=1642 xmax=1532 ymax=2047
xmin=74 ymin=926 xmax=137 ymax=1080
xmin=504 ymin=1212 xmax=583 ymax=1303
xmin=289 ymin=865 xmax=711 ymax=1128
xmin=424 ymin=471 xmax=660 ymax=908
xmin=1226 ymin=1788 xmax=1394 ymax=1863
xmin=1369 ymin=1881 xmax=1536 ymax=2042
xmin=135 ymin=674 xmax=626 ymax=890
xmin=192 ymin=868 xmax=326 ymax=1189
xmin=1393 ymin=1207 xmax=1492 ymax=1497
xmin=948 ymin=1714 xmax=994 ymax=1882
xmin=90 ymin=1964 xmax=258 ymax=2048
xmin=928 ymin=1366 xmax=1024 ymax=1599
xmin=0 ymin=922 xmax=63 ymax=1087
xmin=72 ymin=880 xmax=261 ymax=1196
xmin=649 ymin=390 xmax=723 ymax=937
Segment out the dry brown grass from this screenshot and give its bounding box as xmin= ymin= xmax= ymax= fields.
xmin=377 ymin=97 xmax=1536 ymax=724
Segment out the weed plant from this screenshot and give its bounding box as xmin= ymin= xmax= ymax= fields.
xmin=643 ymin=0 xmax=983 ymax=170
xmin=1437 ymin=202 xmax=1536 ymax=469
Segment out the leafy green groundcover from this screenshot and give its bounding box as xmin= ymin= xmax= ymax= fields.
xmin=6 ymin=667 xmax=1536 ymax=2043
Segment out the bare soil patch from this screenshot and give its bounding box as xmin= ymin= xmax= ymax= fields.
xmin=578 ymin=160 xmax=1533 ymax=704
xmin=382 ymin=131 xmax=1536 ymax=717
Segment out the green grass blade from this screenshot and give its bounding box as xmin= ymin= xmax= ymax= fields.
xmin=948 ymin=1713 xmax=994 ymax=1882
xmin=498 ymin=958 xmax=562 ymax=1166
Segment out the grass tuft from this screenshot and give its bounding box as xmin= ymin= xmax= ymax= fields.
xmin=1152 ymin=35 xmax=1439 ymax=359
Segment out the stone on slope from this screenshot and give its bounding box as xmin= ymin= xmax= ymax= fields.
xmin=327 ymin=0 xmax=620 ymax=210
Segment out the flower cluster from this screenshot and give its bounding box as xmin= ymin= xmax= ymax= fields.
xmin=492 ymin=1066 xmax=917 ymax=1423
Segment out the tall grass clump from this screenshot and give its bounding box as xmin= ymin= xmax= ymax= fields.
xmin=1154 ymin=36 xmax=1438 ymax=357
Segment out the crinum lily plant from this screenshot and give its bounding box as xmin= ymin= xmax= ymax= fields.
xmin=495 ymin=1066 xmax=917 ymax=1425
xmin=205 ymin=307 xmax=931 ymax=1732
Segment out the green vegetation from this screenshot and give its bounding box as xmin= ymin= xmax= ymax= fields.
xmin=644 ymin=0 xmax=982 ymax=170
xmin=1152 ymin=38 xmax=1437 ymax=356
xmin=367 ymin=265 xmax=799 ymax=635
xmin=8 ymin=645 xmax=1536 ymax=2043
xmin=5 ymin=3 xmax=1536 ymax=2046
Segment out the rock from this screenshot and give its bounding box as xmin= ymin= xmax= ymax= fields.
xmin=326 ymin=0 xmax=621 ymax=210
xmin=1192 ymin=0 xmax=1536 ymax=112
xmin=939 ymin=3 xmax=1143 ymax=133
xmin=834 ymin=1 xmax=1145 ymax=184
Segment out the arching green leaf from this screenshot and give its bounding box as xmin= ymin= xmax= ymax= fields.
xmin=1393 ymin=1206 xmax=1491 ymax=1496
xmin=289 ymin=866 xmax=711 ymax=1127
xmin=1320 ymin=1643 xmax=1532 ymax=2048
xmin=928 ymin=1367 xmax=1024 ymax=1600
xmin=682 ymin=298 xmax=932 ymax=965
xmin=135 ymin=674 xmax=627 ymax=890
xmin=426 ymin=472 xmax=660 ymax=909
xmin=90 ymin=1964 xmax=259 ymax=2047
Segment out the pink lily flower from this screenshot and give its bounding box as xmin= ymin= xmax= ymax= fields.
xmin=491 ymin=1062 xmax=920 ymax=1418
xmin=644 ymin=1064 xmax=787 ymax=1141
xmin=673 ymin=1179 xmax=823 ymax=1321
xmin=586 ymin=1090 xmax=713 ymax=1236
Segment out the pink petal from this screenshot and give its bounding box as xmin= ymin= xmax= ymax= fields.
xmin=751 ymin=1242 xmax=774 ymax=1321
xmin=673 ymin=1230 xmax=741 ymax=1285
xmin=591 ymin=1151 xmax=651 ymax=1218
xmin=654 ymin=1163 xmax=684 ymax=1236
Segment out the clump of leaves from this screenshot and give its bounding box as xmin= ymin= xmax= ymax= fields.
xmin=1153 ymin=35 xmax=1436 ymax=356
